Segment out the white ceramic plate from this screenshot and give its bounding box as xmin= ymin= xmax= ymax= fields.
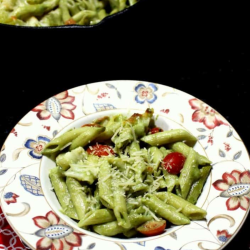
xmin=1 ymin=80 xmax=250 ymax=250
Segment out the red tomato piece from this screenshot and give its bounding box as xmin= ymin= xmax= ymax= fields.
xmin=86 ymin=144 xmax=115 ymax=157
xmin=162 ymin=152 xmax=186 ymax=175
xmin=81 ymin=123 xmax=98 ymax=127
xmin=65 ymin=18 xmax=76 ymax=25
xmin=137 ymin=220 xmax=166 ymax=236
xmin=148 ymin=127 xmax=163 ymax=134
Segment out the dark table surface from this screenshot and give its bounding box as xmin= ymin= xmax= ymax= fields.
xmin=1 ymin=1 xmax=250 ymax=249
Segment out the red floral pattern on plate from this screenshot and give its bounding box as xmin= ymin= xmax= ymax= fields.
xmin=189 ymin=98 xmax=228 ymax=129
xmin=33 ymin=211 xmax=83 ymax=250
xmin=3 ymin=192 xmax=19 ymax=205
xmin=32 ymin=91 xmax=76 ymax=121
xmin=217 ymin=229 xmax=232 ymax=243
xmin=213 ymin=170 xmax=250 ymax=210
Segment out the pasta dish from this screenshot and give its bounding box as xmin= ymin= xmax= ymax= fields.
xmin=41 ymin=108 xmax=212 ymax=238
xmin=0 ymin=0 xmax=138 ymax=26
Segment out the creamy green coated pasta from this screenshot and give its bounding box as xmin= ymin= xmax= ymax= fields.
xmin=0 ymin=0 xmax=139 ymax=26
xmin=42 ymin=108 xmax=212 ymax=239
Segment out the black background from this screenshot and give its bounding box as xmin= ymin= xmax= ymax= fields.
xmin=0 ymin=0 xmax=250 ymax=249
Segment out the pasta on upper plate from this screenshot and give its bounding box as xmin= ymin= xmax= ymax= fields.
xmin=41 ymin=108 xmax=212 ymax=239
xmin=0 ymin=0 xmax=139 ymax=26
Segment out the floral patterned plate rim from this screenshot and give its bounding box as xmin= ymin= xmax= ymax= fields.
xmin=0 ymin=80 xmax=250 ymax=250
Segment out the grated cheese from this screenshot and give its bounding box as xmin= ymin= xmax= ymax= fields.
xmin=60 ymin=142 xmax=72 ymax=151
xmin=111 ymin=123 xmax=123 ymax=141
xmin=129 ymin=123 xmax=138 ymax=143
xmin=142 ymin=205 xmax=160 ymax=221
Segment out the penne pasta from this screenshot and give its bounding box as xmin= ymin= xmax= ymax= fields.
xmin=43 ymin=108 xmax=211 ymax=238
xmin=155 ymin=192 xmax=207 ymax=220
xmin=140 ymin=129 xmax=197 ymax=147
xmin=169 ymin=141 xmax=211 ymax=166
xmin=0 ymin=0 xmax=140 ymax=27
xmin=78 ymin=209 xmax=116 ymax=227
xmin=142 ymin=194 xmax=190 ymax=225
xmin=66 ymin=177 xmax=89 ymax=220
xmin=49 ymin=167 xmax=79 ymax=220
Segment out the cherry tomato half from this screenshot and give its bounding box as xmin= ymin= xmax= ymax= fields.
xmin=86 ymin=144 xmax=115 ymax=157
xmin=148 ymin=127 xmax=163 ymax=134
xmin=137 ymin=220 xmax=166 ymax=236
xmin=162 ymin=152 xmax=186 ymax=175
